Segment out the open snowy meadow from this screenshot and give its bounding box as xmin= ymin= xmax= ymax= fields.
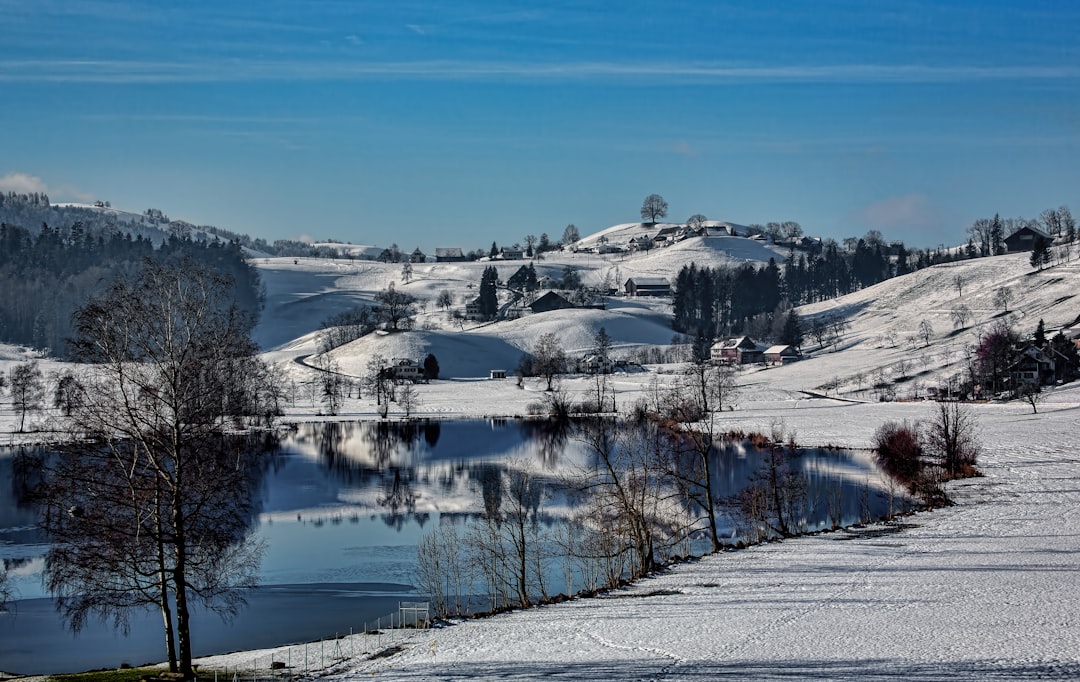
xmin=3 ymin=239 xmax=1079 ymax=679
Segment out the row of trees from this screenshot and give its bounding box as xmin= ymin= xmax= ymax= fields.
xmin=0 ymin=221 xmax=262 ymax=354
xmin=418 ymin=356 xmax=981 ymax=618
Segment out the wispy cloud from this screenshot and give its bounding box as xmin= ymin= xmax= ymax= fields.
xmin=0 ymin=171 xmax=48 ymax=194
xmin=849 ymin=193 xmax=945 ymax=232
xmin=405 ymin=24 xmax=427 ymax=35
xmin=672 ymin=141 xmax=699 ymax=158
xmin=4 ymin=59 xmax=1079 ymax=84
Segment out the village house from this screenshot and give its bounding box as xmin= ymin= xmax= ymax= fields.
xmin=576 ymin=353 xmax=613 ymax=375
xmin=1004 ymin=225 xmax=1052 ymax=252
xmin=386 ymin=358 xmax=424 ymax=383
xmin=498 ymin=247 xmax=524 ymax=260
xmin=652 ymin=226 xmax=679 ymax=247
xmin=624 ymin=277 xmax=671 ymax=297
xmin=465 ymin=296 xmax=483 ymax=319
xmin=435 ymin=247 xmax=466 ymax=262
xmin=763 ymin=344 xmax=801 ymax=365
xmin=711 ymin=336 xmax=764 ymax=365
xmin=529 ymin=291 xmax=575 ymax=313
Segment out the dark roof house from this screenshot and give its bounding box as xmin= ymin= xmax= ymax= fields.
xmin=529 ymin=291 xmax=576 ymax=313
xmin=435 ymin=247 xmax=466 ymax=262
xmin=624 ymin=277 xmax=671 ymax=297
xmin=1004 ymin=226 xmax=1052 ymax=253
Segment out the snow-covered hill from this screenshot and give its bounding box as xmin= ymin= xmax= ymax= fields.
xmin=254 ymin=246 xmax=1080 ymax=406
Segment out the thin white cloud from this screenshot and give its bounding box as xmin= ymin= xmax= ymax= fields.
xmin=405 ymin=24 xmax=426 ymax=35
xmin=672 ymin=141 xmax=699 ymax=158
xmin=850 ymin=193 xmax=944 ymax=232
xmin=345 ymin=34 xmax=363 ymax=46
xmin=3 ymin=59 xmax=1079 ymax=84
xmin=0 ymin=171 xmax=48 ymax=194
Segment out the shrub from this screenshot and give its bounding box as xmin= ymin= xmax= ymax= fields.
xmin=872 ymin=420 xmax=922 ymax=490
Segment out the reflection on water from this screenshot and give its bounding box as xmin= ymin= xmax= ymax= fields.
xmin=0 ymin=418 xmax=895 ymax=674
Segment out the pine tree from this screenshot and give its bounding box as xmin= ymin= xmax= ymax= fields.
xmin=1034 ymin=319 xmax=1047 ymax=348
xmin=780 ymin=310 xmax=804 ymax=348
xmin=1030 ymin=236 xmax=1050 ymax=270
xmin=478 ymin=266 xmax=499 ymax=319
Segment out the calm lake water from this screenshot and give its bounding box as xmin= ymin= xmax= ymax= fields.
xmin=0 ymin=419 xmax=891 ymax=674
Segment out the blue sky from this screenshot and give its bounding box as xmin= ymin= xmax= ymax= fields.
xmin=3 ymin=1 xmax=1079 ymax=251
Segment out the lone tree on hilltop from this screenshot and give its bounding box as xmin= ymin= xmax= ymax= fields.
xmin=640 ymin=194 xmax=668 ymax=225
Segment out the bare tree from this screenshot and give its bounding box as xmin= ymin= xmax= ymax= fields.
xmin=416 ymin=523 xmax=473 ymax=617
xmin=923 ymin=401 xmax=980 ymax=479
xmin=52 ymin=369 xmax=82 ymax=417
xmin=43 ymin=259 xmax=270 ymax=677
xmin=374 ymin=282 xmax=418 ymax=331
xmin=993 ymin=286 xmax=1013 ymax=313
xmin=567 ymin=418 xmax=679 ymax=579
xmin=686 ymin=213 xmax=707 ymax=231
xmin=436 ymin=289 xmax=454 ymax=313
xmin=9 ymin=360 xmax=45 ymax=432
xmin=952 ymin=272 xmax=966 ymax=297
xmin=918 ymin=319 xmax=934 ymax=347
xmin=314 ymin=355 xmax=345 ymax=415
xmin=640 ymin=194 xmax=668 ymax=224
xmin=1017 ymin=382 xmax=1045 ymax=414
xmin=967 ymin=219 xmax=992 ymax=256
xmin=530 ymin=332 xmax=566 ymax=391
xmin=364 ymin=354 xmax=391 ymax=409
xmin=951 ymin=304 xmax=971 ymax=329
xmin=397 ymin=382 xmax=420 ymax=417
xmin=561 ymin=224 xmax=580 ymax=245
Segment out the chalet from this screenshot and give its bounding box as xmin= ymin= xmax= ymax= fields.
xmin=498 ymin=247 xmax=524 ymax=260
xmin=529 ymin=291 xmax=575 ymax=313
xmin=704 ymin=221 xmax=745 ymax=236
xmin=653 ymin=226 xmax=679 ymax=246
xmin=628 ymin=236 xmax=649 ymax=251
xmin=624 ymin=277 xmax=671 ymax=297
xmin=775 ymin=236 xmax=823 ymax=255
xmin=711 ymin=336 xmax=764 ymax=365
xmin=435 ymin=247 xmax=466 ymax=262
xmin=387 ymin=358 xmax=424 ymax=382
xmin=1009 ymin=345 xmax=1056 ymax=388
xmin=576 ymin=353 xmax=613 ymax=375
xmin=507 ymin=264 xmax=538 ymax=291
xmin=593 ymin=242 xmax=623 ymax=254
xmin=1004 ymin=225 xmax=1052 ymax=253
xmin=763 ymin=344 xmax=801 ymax=365
xmin=465 ymin=296 xmax=483 ymax=319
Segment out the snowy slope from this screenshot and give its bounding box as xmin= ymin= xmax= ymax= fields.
xmin=192 ymin=387 xmax=1080 ymax=681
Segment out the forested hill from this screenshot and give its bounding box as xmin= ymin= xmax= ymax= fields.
xmin=0 ymin=192 xmax=316 ymax=257
xmin=0 ymin=221 xmax=262 ymax=357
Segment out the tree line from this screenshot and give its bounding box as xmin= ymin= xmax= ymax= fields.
xmin=0 ymin=220 xmax=262 ymax=355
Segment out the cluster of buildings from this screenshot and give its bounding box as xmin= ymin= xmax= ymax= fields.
xmin=710 ymin=336 xmax=801 ymax=366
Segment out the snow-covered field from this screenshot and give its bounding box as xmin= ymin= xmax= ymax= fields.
xmin=191 ymin=389 xmax=1080 ymax=681
xmin=3 ymin=242 xmax=1080 ymax=679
